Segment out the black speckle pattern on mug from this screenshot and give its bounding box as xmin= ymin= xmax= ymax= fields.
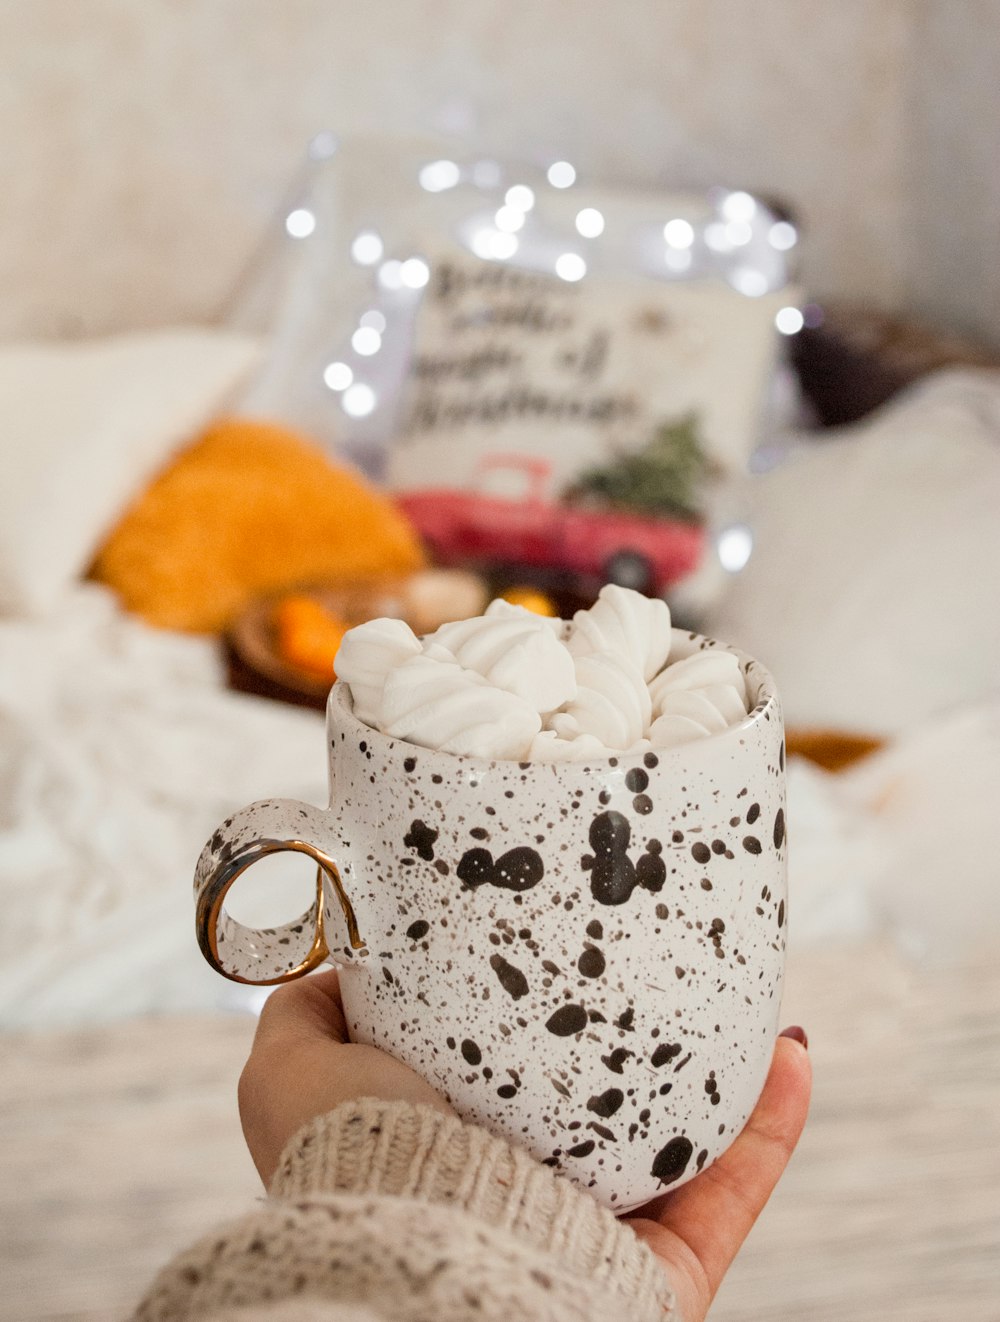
xmin=196 ymin=630 xmax=787 ymax=1213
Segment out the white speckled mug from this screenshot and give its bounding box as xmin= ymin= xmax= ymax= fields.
xmin=195 ymin=630 xmax=786 ymax=1211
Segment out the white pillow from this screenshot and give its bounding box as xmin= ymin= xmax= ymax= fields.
xmin=0 ymin=329 xmax=260 ymax=615
xmin=702 ymin=370 xmax=1000 ymax=736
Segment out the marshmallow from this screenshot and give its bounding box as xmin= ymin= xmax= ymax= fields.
xmin=338 ymin=588 xmax=751 ymax=761
xmin=550 ymin=652 xmax=651 ymax=751
xmin=431 ymin=606 xmax=576 ymax=712
xmin=334 ymin=617 xmax=422 ymax=728
xmin=648 ymin=649 xmax=748 ymax=714
xmin=568 ymin=584 xmax=672 ymax=681
xmin=380 ymin=652 xmax=541 ymax=760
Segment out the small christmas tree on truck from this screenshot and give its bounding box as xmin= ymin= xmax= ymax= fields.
xmin=565 ymin=414 xmax=708 ymax=523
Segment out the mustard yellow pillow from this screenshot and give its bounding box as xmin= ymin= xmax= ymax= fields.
xmin=91 ymin=417 xmax=425 ymax=632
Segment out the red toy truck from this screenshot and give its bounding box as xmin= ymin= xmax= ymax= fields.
xmin=396 ymin=453 xmax=704 ymax=596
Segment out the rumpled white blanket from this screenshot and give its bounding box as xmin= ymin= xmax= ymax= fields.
xmin=0 ymin=584 xmax=997 ymax=1029
xmin=0 ymin=585 xmax=326 ymax=1027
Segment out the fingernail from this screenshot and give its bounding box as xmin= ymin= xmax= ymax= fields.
xmin=779 ymin=1025 xmax=808 ymax=1049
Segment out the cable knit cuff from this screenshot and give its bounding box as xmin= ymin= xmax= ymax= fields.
xmin=270 ymin=1098 xmax=674 ymax=1318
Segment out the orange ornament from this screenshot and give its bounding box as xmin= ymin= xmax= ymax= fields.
xmin=499 ymin=586 xmax=559 ymax=617
xmin=274 ymin=595 xmax=349 ymax=680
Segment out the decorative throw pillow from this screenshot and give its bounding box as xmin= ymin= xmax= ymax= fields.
xmin=703 ymin=370 xmax=1000 ymax=735
xmin=0 ymin=330 xmax=260 ymax=615
xmin=90 ymin=417 xmax=426 ymax=633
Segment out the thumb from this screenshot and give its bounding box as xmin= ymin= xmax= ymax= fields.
xmin=628 ymin=1033 xmax=811 ymax=1321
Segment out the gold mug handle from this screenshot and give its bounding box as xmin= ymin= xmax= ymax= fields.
xmin=193 ymin=799 xmax=366 ymax=986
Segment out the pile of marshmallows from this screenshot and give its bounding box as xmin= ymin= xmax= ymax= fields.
xmin=334 ymin=585 xmax=749 ymax=762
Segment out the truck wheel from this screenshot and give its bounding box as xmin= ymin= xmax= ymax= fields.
xmin=604 ymin=550 xmax=653 ymax=593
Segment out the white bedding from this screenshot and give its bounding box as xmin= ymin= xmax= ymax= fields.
xmin=0 ymin=585 xmax=326 ymax=1027
xmin=1 ymin=582 xmax=997 ymax=1030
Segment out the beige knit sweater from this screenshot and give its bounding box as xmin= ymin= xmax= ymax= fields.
xmin=134 ymin=1098 xmax=676 ymax=1322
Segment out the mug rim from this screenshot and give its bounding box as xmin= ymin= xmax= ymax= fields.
xmin=327 ymin=626 xmax=781 ymax=771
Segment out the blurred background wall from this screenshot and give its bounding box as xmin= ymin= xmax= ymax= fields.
xmin=2 ymin=0 xmax=997 ymax=346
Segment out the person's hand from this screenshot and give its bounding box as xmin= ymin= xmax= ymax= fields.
xmin=238 ymin=968 xmax=457 ymax=1185
xmin=625 ymin=1027 xmax=811 ymax=1322
xmin=240 ymin=969 xmax=811 ymax=1322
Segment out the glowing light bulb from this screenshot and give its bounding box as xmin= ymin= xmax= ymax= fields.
xmin=377 ymin=260 xmax=403 ymax=290
xmin=472 ymin=228 xmax=518 ymax=260
xmin=775 ymin=306 xmax=805 ymax=335
xmin=351 ymin=327 xmax=382 ymax=356
xmin=555 ymin=252 xmax=586 ymax=282
xmin=419 ymin=159 xmax=461 ymax=192
xmin=721 ymin=191 xmax=757 ymax=223
xmin=704 ymin=222 xmax=734 ymax=253
xmin=717 ymin=524 xmax=753 ymax=572
xmin=575 ymin=207 xmax=605 ymax=237
xmin=494 ymin=205 xmax=526 ymax=233
xmin=547 ymin=160 xmax=577 ymax=188
xmin=400 ymin=257 xmax=430 ymax=289
xmin=323 ymin=361 xmax=353 ymax=391
xmin=663 ymin=218 xmax=695 ymax=249
xmin=470 ymin=228 xmax=495 ymax=260
xmin=351 ymin=231 xmax=384 ymax=265
xmin=285 ymin=208 xmax=316 ymax=238
xmin=725 ymin=220 xmax=753 ymax=247
xmin=769 ymin=221 xmax=798 ymax=251
xmin=359 ymin=310 xmax=386 ymax=333
xmin=489 ymin=232 xmax=518 ymax=259
xmin=505 ymin=184 xmax=535 ymax=212
xmin=731 ymin=267 xmax=769 ymax=297
xmin=342 ymin=384 xmax=376 ymax=418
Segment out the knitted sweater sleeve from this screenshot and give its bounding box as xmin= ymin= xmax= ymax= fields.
xmin=133 ymin=1098 xmax=676 ymax=1322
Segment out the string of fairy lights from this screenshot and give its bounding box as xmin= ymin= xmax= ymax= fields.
xmin=281 ymin=141 xmax=810 ymax=430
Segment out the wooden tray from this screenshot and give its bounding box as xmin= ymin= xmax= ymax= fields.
xmin=226 ymin=572 xmax=489 ymax=710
